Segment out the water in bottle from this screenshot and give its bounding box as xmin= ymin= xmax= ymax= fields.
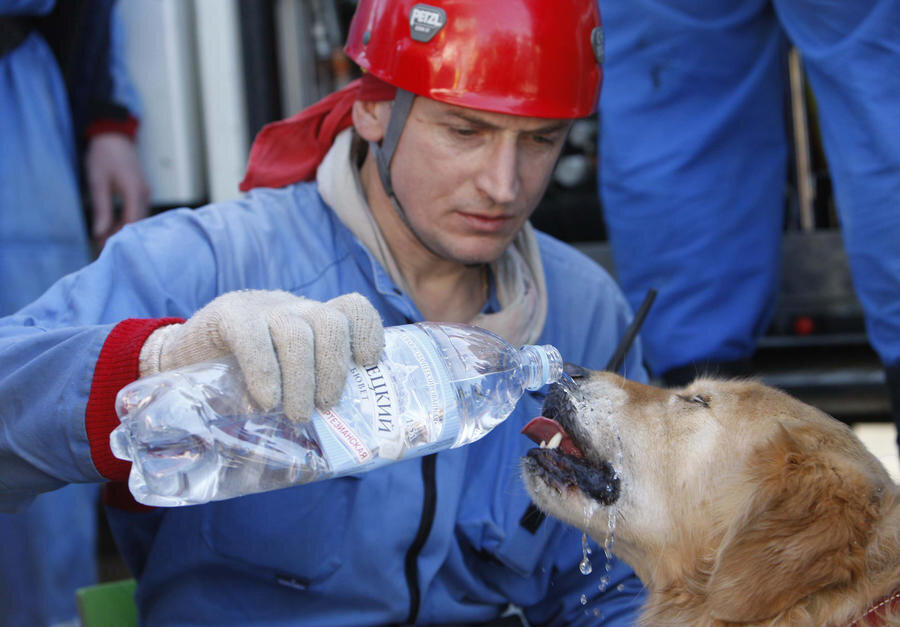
xmin=111 ymin=322 xmax=562 ymax=506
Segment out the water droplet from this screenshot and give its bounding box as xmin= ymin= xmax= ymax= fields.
xmin=616 ymin=583 xmax=625 ymax=592
xmin=603 ymin=508 xmax=617 ymax=561
xmin=604 ymin=562 xmax=612 ymax=572
xmin=598 ymin=575 xmax=610 ymax=592
xmin=593 ymin=608 xmax=601 ymax=617
xmin=579 ymin=532 xmax=592 ymax=575
xmin=580 ymin=593 xmax=588 ymax=606
xmin=579 ymin=557 xmax=593 ymax=575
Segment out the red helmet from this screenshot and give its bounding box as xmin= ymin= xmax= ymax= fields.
xmin=345 ymin=0 xmax=604 ymax=119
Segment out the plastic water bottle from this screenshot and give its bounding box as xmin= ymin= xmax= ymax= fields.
xmin=111 ymin=322 xmax=562 ymax=506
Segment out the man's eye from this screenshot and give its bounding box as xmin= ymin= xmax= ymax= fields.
xmin=453 ymin=127 xmax=478 ymax=137
xmin=531 ymin=134 xmax=555 ymax=145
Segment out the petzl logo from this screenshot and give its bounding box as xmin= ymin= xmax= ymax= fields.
xmin=409 ymin=4 xmax=446 ymax=43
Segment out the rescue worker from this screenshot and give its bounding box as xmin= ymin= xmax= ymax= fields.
xmin=0 ymin=1 xmax=646 ymax=623
xmin=0 ymin=2 xmax=148 ymax=624
xmin=597 ymin=1 xmax=900 ymax=449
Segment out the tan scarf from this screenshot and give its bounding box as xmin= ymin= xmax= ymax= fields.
xmin=316 ymin=129 xmax=548 ymax=347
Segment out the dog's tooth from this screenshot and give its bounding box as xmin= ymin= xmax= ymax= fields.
xmin=547 ymin=432 xmax=562 ymax=450
xmin=540 ymin=440 xmax=547 ymax=448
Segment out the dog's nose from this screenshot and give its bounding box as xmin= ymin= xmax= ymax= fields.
xmin=563 ymin=362 xmax=590 ymax=379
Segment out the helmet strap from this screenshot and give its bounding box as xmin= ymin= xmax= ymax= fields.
xmin=371 ymin=88 xmax=415 ymax=202
xmin=368 ymin=88 xmax=449 ymax=260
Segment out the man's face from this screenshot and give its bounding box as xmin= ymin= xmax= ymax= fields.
xmin=387 ymin=98 xmax=571 ymax=265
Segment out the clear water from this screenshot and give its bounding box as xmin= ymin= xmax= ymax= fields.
xmin=555 ymin=375 xmax=624 ymax=583
xmin=111 ymin=323 xmax=562 ymax=506
xmin=579 ymin=500 xmax=599 ymax=575
xmin=579 ymin=535 xmax=593 ymax=575
xmin=604 ymin=507 xmax=618 ymax=562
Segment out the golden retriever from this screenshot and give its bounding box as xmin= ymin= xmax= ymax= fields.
xmin=521 ymin=370 xmax=899 ymax=626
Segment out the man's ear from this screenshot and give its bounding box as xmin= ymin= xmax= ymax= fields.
xmin=352 ymin=100 xmax=390 ymax=143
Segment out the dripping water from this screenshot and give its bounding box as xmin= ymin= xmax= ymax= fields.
xmin=604 ymin=506 xmax=618 ymax=562
xmin=558 ymin=371 xmax=626 ymax=591
xmin=579 ymin=500 xmax=598 ymax=575
xmin=555 ymin=371 xmax=578 ymax=393
xmin=579 ymin=534 xmax=593 ymax=575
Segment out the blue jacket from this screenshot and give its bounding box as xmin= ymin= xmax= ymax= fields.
xmin=0 ymin=183 xmax=646 ymax=625
xmin=0 ymin=0 xmax=140 ymax=315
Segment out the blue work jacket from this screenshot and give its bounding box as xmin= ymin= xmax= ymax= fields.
xmin=0 ymin=0 xmax=141 ymax=315
xmin=0 ymin=183 xmax=647 ymax=625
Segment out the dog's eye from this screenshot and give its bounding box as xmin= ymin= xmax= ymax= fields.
xmin=678 ymin=394 xmax=711 ymax=408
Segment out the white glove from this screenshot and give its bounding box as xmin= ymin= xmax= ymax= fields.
xmin=139 ymin=290 xmax=385 ymax=422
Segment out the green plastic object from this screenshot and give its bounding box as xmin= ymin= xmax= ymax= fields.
xmin=76 ymin=578 xmax=138 ymax=627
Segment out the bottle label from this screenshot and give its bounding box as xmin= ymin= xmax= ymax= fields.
xmin=391 ymin=325 xmax=460 ymax=459
xmin=318 ymin=408 xmax=373 ymax=465
xmin=358 ymin=359 xmax=403 ymax=460
xmin=312 ymin=324 xmax=460 ymax=476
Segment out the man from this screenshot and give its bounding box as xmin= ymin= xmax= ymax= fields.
xmin=0 ymin=1 xmax=646 ymax=623
xmin=0 ymin=2 xmax=149 ymax=624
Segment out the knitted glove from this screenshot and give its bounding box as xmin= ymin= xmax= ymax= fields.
xmin=139 ymin=290 xmax=384 ymax=422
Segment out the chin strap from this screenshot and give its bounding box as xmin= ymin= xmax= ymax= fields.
xmin=369 ymin=88 xmax=417 ymax=231
xmin=847 ymin=587 xmax=900 ymax=626
xmin=367 ymin=88 xmax=466 ymax=266
xmin=370 ymin=88 xmax=415 ymax=201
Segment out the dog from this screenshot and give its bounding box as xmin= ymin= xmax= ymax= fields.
xmin=521 ymin=369 xmax=899 ymax=626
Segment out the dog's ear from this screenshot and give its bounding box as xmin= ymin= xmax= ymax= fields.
xmin=707 ymin=424 xmax=877 ymax=622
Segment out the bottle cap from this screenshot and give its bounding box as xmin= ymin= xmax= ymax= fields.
xmin=522 ymin=344 xmax=563 ymax=390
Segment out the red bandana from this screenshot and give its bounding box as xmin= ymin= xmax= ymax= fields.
xmin=239 ymin=74 xmax=397 ymax=191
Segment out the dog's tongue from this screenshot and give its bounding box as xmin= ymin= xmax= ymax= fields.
xmin=521 ymin=417 xmax=584 ymax=459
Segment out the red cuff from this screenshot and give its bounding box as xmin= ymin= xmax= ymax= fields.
xmin=86 ymin=317 xmax=184 ymax=480
xmin=85 ymin=116 xmax=140 ymax=142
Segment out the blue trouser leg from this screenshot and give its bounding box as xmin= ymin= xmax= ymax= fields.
xmin=599 ymin=0 xmax=786 ymax=376
xmin=601 ymin=0 xmax=900 ymax=380
xmin=774 ymin=0 xmax=900 ymax=369
xmin=0 ymin=34 xmax=90 ymax=315
xmin=775 ymin=0 xmax=900 ymax=448
xmin=0 ymin=34 xmax=97 ymax=627
xmin=0 ymin=484 xmax=99 ymax=626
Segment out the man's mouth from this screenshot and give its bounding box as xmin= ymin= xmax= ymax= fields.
xmin=456 ymin=211 xmax=516 ymax=233
xmin=522 ymin=409 xmax=620 ymax=506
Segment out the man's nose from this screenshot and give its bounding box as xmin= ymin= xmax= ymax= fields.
xmin=476 ymin=138 xmax=520 ymax=205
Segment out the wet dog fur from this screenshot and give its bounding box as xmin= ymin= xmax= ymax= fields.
xmin=521 ymin=372 xmax=900 ymax=626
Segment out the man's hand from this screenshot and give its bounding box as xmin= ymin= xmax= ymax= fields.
xmin=139 ymin=291 xmax=385 ymax=422
xmin=84 ymin=133 xmax=151 ymax=245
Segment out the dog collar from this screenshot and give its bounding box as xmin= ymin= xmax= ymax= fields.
xmin=847 ymin=587 xmax=900 ymax=626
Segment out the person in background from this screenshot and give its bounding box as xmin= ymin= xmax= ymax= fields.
xmin=597 ymin=1 xmax=900 ymax=451
xmin=0 ymin=1 xmax=646 ymax=624
xmin=0 ymin=1 xmax=149 ymax=624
